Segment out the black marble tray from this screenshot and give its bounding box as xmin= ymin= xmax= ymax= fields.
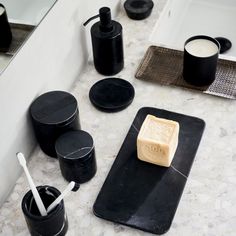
xmin=93 ymin=107 xmax=205 ymax=234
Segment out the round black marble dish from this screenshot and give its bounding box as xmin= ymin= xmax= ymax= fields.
xmin=124 ymin=0 xmax=154 ymax=20
xmin=89 ymin=78 xmax=135 ymax=112
xmin=215 ymin=37 xmax=232 ymax=54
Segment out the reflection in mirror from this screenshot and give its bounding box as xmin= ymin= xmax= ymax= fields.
xmin=0 ymin=0 xmax=57 ymax=74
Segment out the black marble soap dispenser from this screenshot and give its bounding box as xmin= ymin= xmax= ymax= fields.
xmin=84 ymin=7 xmax=124 ymax=76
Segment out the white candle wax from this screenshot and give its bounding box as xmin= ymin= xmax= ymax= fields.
xmin=0 ymin=6 xmax=5 ymax=16
xmin=185 ymin=39 xmax=219 ymax=57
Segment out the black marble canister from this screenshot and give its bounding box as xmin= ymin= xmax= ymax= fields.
xmin=30 ymin=91 xmax=81 ymax=157
xmin=0 ymin=4 xmax=12 ymax=52
xmin=21 ymin=186 xmax=68 ymax=236
xmin=55 ymin=130 xmax=97 ymax=184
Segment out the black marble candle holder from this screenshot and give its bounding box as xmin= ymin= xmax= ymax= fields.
xmin=183 ymin=35 xmax=220 ymax=86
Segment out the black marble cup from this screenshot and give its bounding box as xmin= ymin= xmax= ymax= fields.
xmin=183 ymin=35 xmax=220 ymax=87
xmin=0 ymin=4 xmax=12 ymax=52
xmin=21 ymin=186 xmax=68 ymax=236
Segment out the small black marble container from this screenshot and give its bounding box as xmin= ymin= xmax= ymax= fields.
xmin=30 ymin=91 xmax=81 ymax=157
xmin=183 ymin=35 xmax=220 ymax=87
xmin=0 ymin=4 xmax=12 ymax=52
xmin=56 ymin=130 xmax=97 ymax=184
xmin=124 ymin=0 xmax=154 ymax=20
xmin=21 ymin=186 xmax=68 ymax=236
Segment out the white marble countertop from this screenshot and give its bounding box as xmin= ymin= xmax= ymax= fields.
xmin=1 ymin=0 xmax=236 ymax=235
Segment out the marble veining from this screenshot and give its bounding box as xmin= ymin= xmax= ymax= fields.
xmin=170 ymin=165 xmax=187 ymax=179
xmin=1 ymin=0 xmax=236 ymax=235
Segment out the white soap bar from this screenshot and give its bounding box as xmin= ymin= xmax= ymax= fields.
xmin=137 ymin=114 xmax=179 ymax=167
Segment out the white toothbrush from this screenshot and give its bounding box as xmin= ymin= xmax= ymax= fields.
xmin=47 ymin=181 xmax=78 ymax=214
xmin=17 ymin=152 xmax=47 ymax=216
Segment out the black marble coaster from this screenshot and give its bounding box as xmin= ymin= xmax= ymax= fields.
xmin=89 ymin=78 xmax=135 ymax=112
xmin=93 ymin=107 xmax=205 ymax=234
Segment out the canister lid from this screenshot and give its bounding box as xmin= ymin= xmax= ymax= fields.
xmin=215 ymin=37 xmax=232 ymax=54
xmin=89 ymin=78 xmax=135 ymax=112
xmin=30 ymin=91 xmax=78 ymax=125
xmin=124 ymin=0 xmax=154 ymax=20
xmin=55 ymin=130 xmax=94 ymax=162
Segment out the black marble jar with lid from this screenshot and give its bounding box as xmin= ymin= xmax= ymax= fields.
xmin=30 ymin=91 xmax=81 ymax=157
xmin=55 ymin=130 xmax=97 ymax=184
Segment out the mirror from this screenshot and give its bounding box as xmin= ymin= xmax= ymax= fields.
xmin=0 ymin=0 xmax=57 ymax=74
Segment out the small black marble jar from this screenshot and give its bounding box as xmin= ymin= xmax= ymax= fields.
xmin=21 ymin=186 xmax=68 ymax=236
xmin=30 ymin=91 xmax=81 ymax=157
xmin=56 ymin=130 xmax=97 ymax=184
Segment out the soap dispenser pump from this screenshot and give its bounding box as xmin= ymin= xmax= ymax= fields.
xmin=84 ymin=7 xmax=124 ymax=76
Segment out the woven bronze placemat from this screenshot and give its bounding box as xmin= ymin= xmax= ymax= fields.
xmin=135 ymin=46 xmax=236 ymax=99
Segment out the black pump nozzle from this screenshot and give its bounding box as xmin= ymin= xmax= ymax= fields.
xmin=99 ymin=7 xmax=113 ymax=32
xmin=83 ymin=7 xmax=113 ymax=32
xmin=83 ymin=14 xmax=99 ymax=26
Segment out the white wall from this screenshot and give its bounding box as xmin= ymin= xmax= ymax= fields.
xmin=0 ymin=0 xmax=120 ymax=206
